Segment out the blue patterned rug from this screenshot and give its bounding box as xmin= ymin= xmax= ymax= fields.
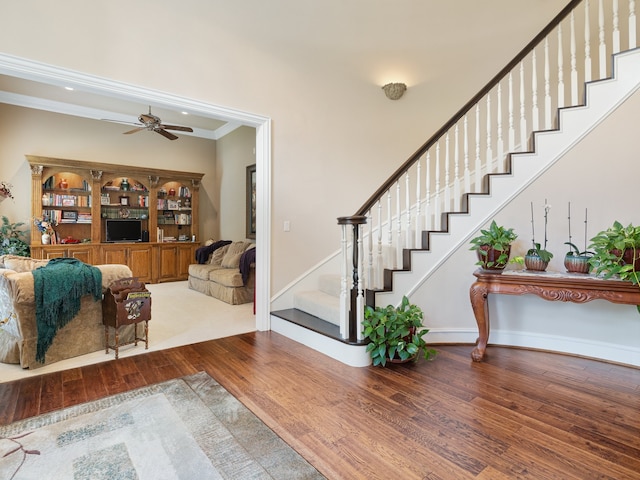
xmin=0 ymin=372 xmax=324 ymax=479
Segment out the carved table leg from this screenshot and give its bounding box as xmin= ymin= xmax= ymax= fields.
xmin=470 ymin=281 xmax=490 ymax=362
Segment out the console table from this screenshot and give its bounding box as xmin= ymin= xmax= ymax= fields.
xmin=469 ymin=269 xmax=640 ymax=362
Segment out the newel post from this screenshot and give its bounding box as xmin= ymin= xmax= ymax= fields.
xmin=337 ymin=215 xmax=367 ymax=341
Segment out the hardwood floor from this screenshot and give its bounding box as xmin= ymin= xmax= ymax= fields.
xmin=1 ymin=332 xmax=639 ymax=479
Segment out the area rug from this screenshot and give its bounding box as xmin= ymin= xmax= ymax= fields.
xmin=0 ymin=372 xmax=324 ymax=479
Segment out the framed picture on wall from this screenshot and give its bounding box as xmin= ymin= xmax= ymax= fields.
xmin=246 ymin=164 xmax=256 ymax=239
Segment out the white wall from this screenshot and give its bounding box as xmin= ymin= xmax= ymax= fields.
xmin=415 ymin=86 xmax=640 ymax=365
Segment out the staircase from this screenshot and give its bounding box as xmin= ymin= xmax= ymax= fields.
xmin=271 ymin=0 xmax=640 ymax=366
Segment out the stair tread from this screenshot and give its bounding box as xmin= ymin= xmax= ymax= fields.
xmin=271 ymin=308 xmax=341 ymax=338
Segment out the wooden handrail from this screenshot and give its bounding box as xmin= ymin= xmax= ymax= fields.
xmin=355 ymin=0 xmax=582 ymax=217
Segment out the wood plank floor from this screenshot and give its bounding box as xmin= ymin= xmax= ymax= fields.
xmin=1 ymin=332 xmax=639 ymax=479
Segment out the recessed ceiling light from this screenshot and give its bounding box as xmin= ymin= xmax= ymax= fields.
xmin=181 ymin=111 xmax=189 ymax=115
xmin=64 ymin=86 xmax=74 ymax=91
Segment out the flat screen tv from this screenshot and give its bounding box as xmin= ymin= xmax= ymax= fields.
xmin=105 ymin=219 xmax=142 ymax=242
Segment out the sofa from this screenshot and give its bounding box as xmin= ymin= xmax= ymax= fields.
xmin=188 ymin=240 xmax=255 ymax=305
xmin=0 ymin=254 xmax=134 ymax=369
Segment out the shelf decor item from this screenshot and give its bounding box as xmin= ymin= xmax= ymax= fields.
xmin=564 ymin=202 xmax=593 ymax=274
xmin=58 ymin=178 xmax=69 ymax=189
xmin=120 ymin=178 xmax=129 ymax=191
xmin=0 ymin=181 xmax=14 ymax=200
xmin=525 ymin=200 xmax=553 ymax=271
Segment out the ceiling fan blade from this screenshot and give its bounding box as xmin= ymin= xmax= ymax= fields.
xmin=155 ymin=128 xmax=178 ymax=140
xmin=159 ymin=124 xmax=194 ymax=132
xmin=123 ymin=127 xmax=146 ymax=135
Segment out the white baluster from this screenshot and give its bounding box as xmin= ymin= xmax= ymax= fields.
xmin=486 ymin=93 xmax=493 ymax=172
xmin=454 ymin=124 xmax=461 ymax=209
xmin=544 ymin=37 xmax=552 ymax=129
xmin=434 ymin=142 xmax=441 ymax=231
xmin=520 ymin=62 xmax=527 ymax=150
xmin=396 ymin=181 xmax=401 ymax=268
xmin=444 ymin=132 xmax=451 ymax=213
xmin=585 ymin=0 xmax=592 ymax=82
xmin=463 ymin=114 xmax=471 ymax=195
xmin=531 ymin=50 xmax=539 ymax=132
xmin=405 ymin=171 xmax=411 ymax=249
xmin=571 ymin=11 xmax=579 ymax=105
xmin=376 ymin=201 xmax=383 ymax=289
xmin=613 ymin=0 xmax=621 ymax=53
xmin=558 ymin=25 xmax=565 ymax=108
xmin=386 ymin=190 xmax=393 ymax=269
xmin=508 ymin=72 xmax=515 ymax=152
xmin=415 ymin=157 xmax=422 ymax=248
xmin=475 ymin=104 xmax=482 ymax=189
xmin=367 ymin=211 xmax=373 ymax=289
xmin=599 ymin=0 xmax=607 ymax=78
xmin=630 ymin=0 xmax=637 ymax=49
xmin=356 ymin=223 xmax=364 ymax=341
xmin=339 ymin=224 xmax=348 ymax=338
xmin=496 ymin=84 xmax=504 ymax=173
xmin=425 ymin=152 xmax=431 ymax=230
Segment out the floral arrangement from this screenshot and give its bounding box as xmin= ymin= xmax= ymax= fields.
xmin=0 ymin=181 xmax=13 ymax=199
xmin=528 ymin=200 xmax=554 ymax=262
xmin=34 ymin=215 xmax=56 ymax=235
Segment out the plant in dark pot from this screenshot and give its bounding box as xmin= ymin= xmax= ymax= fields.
xmin=0 ymin=215 xmax=30 ymax=257
xmin=564 ymin=202 xmax=593 ymax=273
xmin=525 ymin=201 xmax=553 ymax=271
xmin=469 ymin=220 xmax=517 ymax=271
xmin=362 ymin=295 xmax=437 ymax=367
xmin=589 ymin=221 xmax=640 ymax=284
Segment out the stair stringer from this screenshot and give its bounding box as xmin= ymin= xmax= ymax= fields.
xmin=375 ymin=48 xmax=640 ymax=308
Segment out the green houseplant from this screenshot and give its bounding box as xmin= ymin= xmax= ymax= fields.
xmin=524 ymin=201 xmax=553 ymax=271
xmin=363 ymin=295 xmax=437 ymax=367
xmin=589 ymin=221 xmax=640 ymax=285
xmin=469 ymin=220 xmax=517 ymax=270
xmin=563 ymin=203 xmax=592 ymax=273
xmin=0 ymin=215 xmax=30 ymax=257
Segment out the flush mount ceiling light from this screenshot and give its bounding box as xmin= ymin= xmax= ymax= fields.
xmin=382 ymin=82 xmax=407 ymax=100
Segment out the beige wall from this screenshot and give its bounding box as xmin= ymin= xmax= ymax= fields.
xmin=0 ymin=1 xmax=561 ymax=294
xmin=0 ymin=104 xmax=224 ymax=242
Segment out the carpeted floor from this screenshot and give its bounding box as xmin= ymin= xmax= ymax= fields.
xmin=0 ymin=281 xmax=257 ymax=383
xmin=0 ymin=371 xmax=324 ymax=479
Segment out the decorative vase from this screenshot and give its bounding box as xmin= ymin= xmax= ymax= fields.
xmin=564 ymin=255 xmax=590 ymax=274
xmin=59 ymin=178 xmax=68 ymax=189
xmin=120 ymin=178 xmax=129 ymax=191
xmin=476 ymin=245 xmax=511 ymax=271
xmin=168 ymin=187 xmax=176 ymax=196
xmin=524 ymin=254 xmax=549 ymax=271
xmin=41 ymin=233 xmax=51 ymax=245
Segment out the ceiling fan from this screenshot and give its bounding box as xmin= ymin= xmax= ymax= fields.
xmin=121 ymin=107 xmax=193 ymax=140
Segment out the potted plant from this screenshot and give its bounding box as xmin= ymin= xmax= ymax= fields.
xmin=589 ymin=221 xmax=640 ymax=284
xmin=362 ymin=295 xmax=437 ymax=367
xmin=469 ymin=220 xmax=518 ymax=271
xmin=0 ymin=216 xmax=30 ymax=257
xmin=525 ymin=201 xmax=553 ymax=271
xmin=563 ymin=202 xmax=592 ymax=273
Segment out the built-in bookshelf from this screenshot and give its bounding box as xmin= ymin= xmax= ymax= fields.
xmin=27 ymin=155 xmax=204 ymax=283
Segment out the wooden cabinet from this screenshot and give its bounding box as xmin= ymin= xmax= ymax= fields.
xmin=158 ymin=243 xmax=198 ymax=282
xmin=27 ymin=156 xmax=204 ymax=283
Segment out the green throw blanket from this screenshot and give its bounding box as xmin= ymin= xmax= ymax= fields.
xmin=32 ymin=258 xmax=102 ymax=363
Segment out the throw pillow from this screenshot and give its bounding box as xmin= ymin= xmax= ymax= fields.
xmin=221 ymin=241 xmax=252 ymax=269
xmin=3 ymin=256 xmax=50 ymax=273
xmin=210 ymin=245 xmax=230 ymax=266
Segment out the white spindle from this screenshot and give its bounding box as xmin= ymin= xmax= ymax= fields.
xmin=558 ymin=25 xmax=565 ymax=108
xmin=613 ymin=0 xmax=621 ymax=53
xmin=496 ymin=84 xmax=504 ymax=173
xmin=339 ymin=224 xmax=348 ymax=338
xmin=367 ymin=212 xmax=373 ymax=289
xmin=474 ymin=105 xmax=482 ymax=189
xmin=444 ymin=132 xmax=451 ymax=213
xmin=415 ymin=157 xmax=422 ymax=248
xmin=454 ymin=124 xmax=461 ymax=209
xmin=425 ymin=152 xmax=431 ymax=230
xmin=599 ymin=0 xmax=607 ymax=78
xmin=434 ymin=142 xmax=441 ymax=231
xmin=571 ymin=11 xmax=579 ymax=105
xmin=543 ymin=38 xmax=551 ymax=129
xmin=386 ymin=190 xmax=393 ymax=269
xmin=508 ymin=72 xmax=515 ymax=151
xmin=519 ymin=62 xmax=527 ymax=150
xmin=630 ymin=0 xmax=637 ymax=49
xmin=376 ymin=200 xmax=383 ymax=289
xmin=585 ymin=0 xmax=592 ymax=82
xmin=531 ymin=50 xmax=539 ymax=132
xmin=486 ymin=94 xmax=493 ymax=172
xmin=396 ymin=181 xmax=401 ymax=267
xmin=356 ymin=223 xmax=364 ymax=341
xmin=463 ymin=114 xmax=471 ymax=195
xmin=405 ymin=171 xmax=411 ymax=248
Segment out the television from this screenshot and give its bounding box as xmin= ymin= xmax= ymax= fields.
xmin=105 ymin=219 xmax=142 ymax=242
